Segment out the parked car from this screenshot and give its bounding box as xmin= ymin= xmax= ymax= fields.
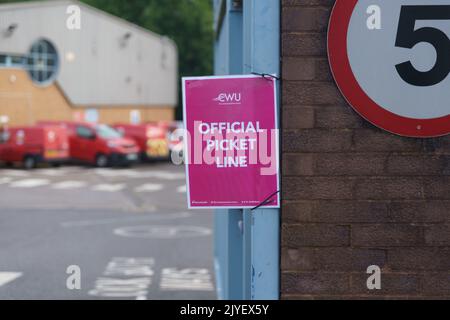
xmin=0 ymin=125 xmax=69 ymax=169
xmin=39 ymin=121 xmax=139 ymax=167
xmin=113 ymin=123 xmax=170 ymax=161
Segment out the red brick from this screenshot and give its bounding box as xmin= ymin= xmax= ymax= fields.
xmin=282 ymin=224 xmax=350 ymax=247
xmin=314 ymin=153 xmax=386 ymax=176
xmin=283 ymin=154 xmax=314 ymax=176
xmin=352 ymin=129 xmax=424 ymax=152
xmin=283 ymin=177 xmax=354 ymax=200
xmin=350 ymin=273 xmax=421 ymax=295
xmin=282 ymin=58 xmax=332 ymax=81
xmin=281 ymin=247 xmax=315 ymax=271
xmin=283 ymin=130 xmax=352 ymax=153
xmin=282 ymin=7 xmax=330 ymax=32
xmin=283 ymin=81 xmax=345 ymax=105
xmin=283 ymin=57 xmax=315 ymax=81
xmin=423 ymin=177 xmax=450 ymax=199
xmin=423 ymin=274 xmax=450 ymax=295
xmin=354 ymin=177 xmax=424 ymax=200
xmin=388 ymin=248 xmax=450 ymax=271
xmin=282 ymin=0 xmax=335 ymax=7
xmin=282 ymin=272 xmax=350 ymax=294
xmin=282 ymin=33 xmax=327 ymax=57
xmin=314 ymin=248 xmax=386 ymax=271
xmin=352 ymin=224 xmax=424 ymax=247
xmin=283 ymin=108 xmax=315 ymax=129
xmin=285 ymin=153 xmax=387 ymax=176
xmin=315 ymin=106 xmax=364 ymax=129
xmin=282 ymin=246 xmax=386 ymax=272
xmin=424 ymin=224 xmax=450 ymax=246
xmin=283 ymin=201 xmax=390 ymax=223
xmin=280 ymin=0 xmax=450 ymax=299
xmin=387 ymin=155 xmax=449 ymax=176
xmin=423 ymin=135 xmax=450 ymax=153
xmin=389 ymin=201 xmax=450 ymax=223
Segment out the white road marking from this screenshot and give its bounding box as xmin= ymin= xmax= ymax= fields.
xmin=114 ymin=225 xmax=212 ymax=239
xmin=177 ymin=185 xmax=187 ymax=193
xmin=135 ymin=183 xmax=163 ymax=193
xmin=160 ymin=268 xmax=214 ymax=291
xmin=89 ymin=258 xmax=154 ymax=300
xmin=60 ymin=212 xmax=190 ymax=228
xmin=140 ymin=171 xmax=185 ymax=180
xmin=93 ymin=169 xmax=135 ymax=177
xmin=10 ymin=179 xmax=50 ymax=188
xmin=0 ymin=272 xmax=22 ymax=287
xmin=35 ymin=169 xmax=67 ymax=176
xmin=52 ymin=181 xmax=87 ymax=190
xmin=0 ymin=177 xmax=13 ymax=185
xmin=92 ymin=184 xmax=125 ymax=192
xmin=94 ymin=169 xmax=184 ymax=180
xmin=0 ymin=170 xmax=28 ymax=177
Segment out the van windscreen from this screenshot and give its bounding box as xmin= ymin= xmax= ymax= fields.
xmin=96 ymin=124 xmax=122 ymax=139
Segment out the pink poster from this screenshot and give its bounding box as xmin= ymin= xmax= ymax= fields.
xmin=182 ymin=75 xmax=280 ymax=209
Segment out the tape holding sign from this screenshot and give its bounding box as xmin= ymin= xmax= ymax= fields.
xmin=328 ymin=0 xmax=450 ymax=137
xmin=182 ymin=75 xmax=280 ymax=209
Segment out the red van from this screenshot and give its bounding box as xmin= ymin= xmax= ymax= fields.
xmin=39 ymin=121 xmax=139 ymax=167
xmin=113 ymin=123 xmax=169 ymax=161
xmin=0 ymin=125 xmax=69 ymax=169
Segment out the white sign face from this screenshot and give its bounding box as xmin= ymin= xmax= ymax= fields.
xmin=349 ymin=0 xmax=450 ymax=119
xmin=328 ymin=0 xmax=450 ymax=137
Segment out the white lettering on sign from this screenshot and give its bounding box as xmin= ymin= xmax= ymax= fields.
xmin=197 ymin=121 xmax=263 ymax=169
xmin=198 ymin=121 xmax=263 ymax=135
xmin=213 ymin=93 xmax=242 ymax=105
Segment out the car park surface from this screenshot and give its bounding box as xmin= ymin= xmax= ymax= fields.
xmin=0 ymin=163 xmax=215 ymax=300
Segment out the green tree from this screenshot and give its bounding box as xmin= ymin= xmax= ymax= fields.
xmin=82 ymin=0 xmax=214 ymax=118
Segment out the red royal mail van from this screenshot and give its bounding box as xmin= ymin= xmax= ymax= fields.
xmin=39 ymin=121 xmax=139 ymax=167
xmin=113 ymin=123 xmax=169 ymax=161
xmin=0 ymin=125 xmax=69 ymax=169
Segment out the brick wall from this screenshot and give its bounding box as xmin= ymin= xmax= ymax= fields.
xmin=0 ymin=68 xmax=174 ymax=127
xmin=281 ymin=0 xmax=450 ymax=299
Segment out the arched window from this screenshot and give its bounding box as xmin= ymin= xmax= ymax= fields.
xmin=27 ymin=39 xmax=59 ymax=85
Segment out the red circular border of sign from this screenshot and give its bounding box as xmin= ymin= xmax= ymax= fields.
xmin=328 ymin=0 xmax=450 ymax=138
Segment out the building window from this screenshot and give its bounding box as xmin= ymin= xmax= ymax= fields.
xmin=0 ymin=55 xmax=6 ymax=66
xmin=10 ymin=55 xmax=26 ymax=67
xmin=27 ymin=39 xmax=59 ymax=85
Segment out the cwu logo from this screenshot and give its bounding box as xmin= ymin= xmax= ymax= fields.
xmin=213 ymin=93 xmax=242 ymax=105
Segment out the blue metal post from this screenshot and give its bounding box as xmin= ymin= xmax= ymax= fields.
xmin=242 ymin=0 xmax=280 ymax=300
xmin=213 ymin=0 xmax=280 ymax=300
xmin=213 ymin=0 xmax=245 ymax=300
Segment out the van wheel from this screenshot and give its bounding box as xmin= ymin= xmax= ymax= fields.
xmin=95 ymin=154 xmax=109 ymax=168
xmin=23 ymin=156 xmax=37 ymax=170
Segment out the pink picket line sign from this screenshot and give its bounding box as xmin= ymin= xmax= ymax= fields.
xmin=182 ymin=75 xmax=280 ymax=209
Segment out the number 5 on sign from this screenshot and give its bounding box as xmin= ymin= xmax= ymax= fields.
xmin=328 ymin=0 xmax=450 ymax=138
xmin=395 ymin=5 xmax=450 ymax=87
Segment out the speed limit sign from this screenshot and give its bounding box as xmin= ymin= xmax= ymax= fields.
xmin=328 ymin=0 xmax=450 ymax=137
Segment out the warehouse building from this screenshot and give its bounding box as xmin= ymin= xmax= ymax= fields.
xmin=0 ymin=0 xmax=178 ymax=126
